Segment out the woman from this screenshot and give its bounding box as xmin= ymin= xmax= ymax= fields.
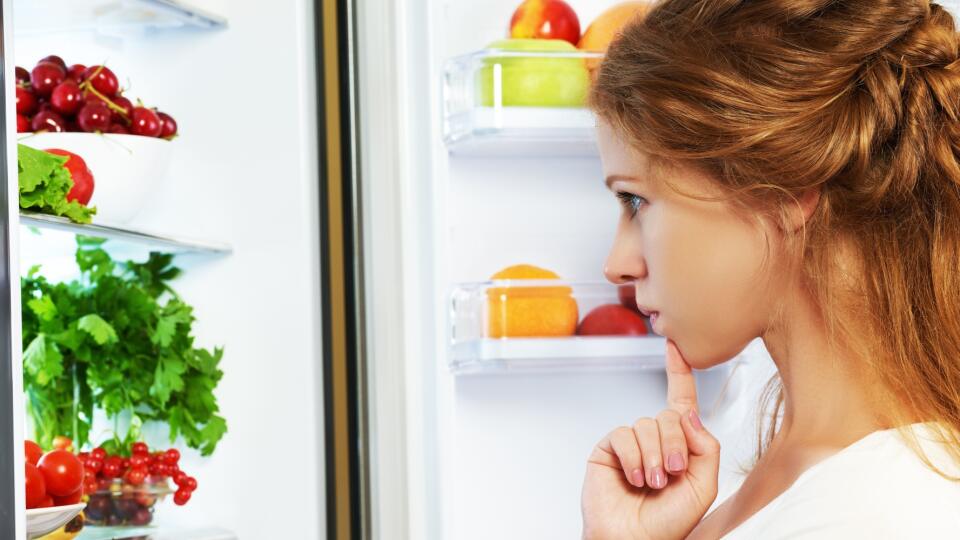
xmin=580 ymin=1 xmax=960 ymax=538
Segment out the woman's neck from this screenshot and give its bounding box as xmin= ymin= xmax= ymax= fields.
xmin=760 ymin=284 xmax=888 ymax=449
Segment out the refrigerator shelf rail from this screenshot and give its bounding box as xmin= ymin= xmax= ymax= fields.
xmin=21 ymin=211 xmax=232 ymax=255
xmin=13 ymin=0 xmax=228 ymax=35
xmin=443 ymin=48 xmax=602 ymax=157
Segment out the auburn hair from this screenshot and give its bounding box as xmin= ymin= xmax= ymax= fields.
xmin=591 ymin=0 xmax=960 ymax=478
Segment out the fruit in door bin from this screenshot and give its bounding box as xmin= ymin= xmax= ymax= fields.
xmin=479 ymin=38 xmax=590 ymax=108
xmin=618 ymin=284 xmax=640 ymax=312
xmin=579 ymin=2 xmax=652 ymax=52
xmin=44 ymin=149 xmax=95 ymax=206
xmin=577 ymin=304 xmax=649 ymax=336
xmin=486 ymin=264 xmax=578 ymax=338
xmin=509 ymin=0 xmax=581 ymax=46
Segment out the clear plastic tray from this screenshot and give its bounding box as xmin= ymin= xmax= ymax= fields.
xmin=443 ymin=48 xmax=603 ymax=157
xmin=450 ymin=280 xmax=669 ymax=373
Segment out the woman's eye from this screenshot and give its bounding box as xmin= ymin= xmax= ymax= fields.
xmin=616 ymin=191 xmax=646 ymax=218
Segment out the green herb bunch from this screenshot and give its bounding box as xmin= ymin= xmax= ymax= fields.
xmin=22 ymin=237 xmax=227 ymax=455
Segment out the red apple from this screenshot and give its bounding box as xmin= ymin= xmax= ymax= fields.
xmin=509 ymin=0 xmax=581 ymax=47
xmin=618 ymin=284 xmax=640 ymax=312
xmin=577 ymin=304 xmax=649 ymax=336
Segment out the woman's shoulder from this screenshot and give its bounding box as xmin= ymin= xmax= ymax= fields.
xmin=729 ymin=423 xmax=960 ymax=538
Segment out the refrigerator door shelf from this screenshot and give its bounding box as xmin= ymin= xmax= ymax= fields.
xmin=443 ymin=48 xmax=602 ymax=157
xmin=13 ymin=0 xmax=227 ymax=36
xmin=450 ymin=335 xmax=671 ymax=374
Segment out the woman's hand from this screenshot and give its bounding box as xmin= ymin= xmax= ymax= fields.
xmin=581 ymin=340 xmax=721 ymax=540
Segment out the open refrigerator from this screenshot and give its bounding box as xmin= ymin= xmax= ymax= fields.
xmin=353 ymin=0 xmax=784 ymax=538
xmin=2 ymin=0 xmax=331 ymax=538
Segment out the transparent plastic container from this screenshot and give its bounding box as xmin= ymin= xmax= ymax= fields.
xmin=442 ymin=47 xmax=603 ymax=157
xmin=83 ymin=478 xmax=174 ymax=527
xmin=450 ymin=280 xmax=669 ymax=374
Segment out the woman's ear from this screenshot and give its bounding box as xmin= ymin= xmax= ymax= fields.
xmin=784 ymin=187 xmax=821 ymax=232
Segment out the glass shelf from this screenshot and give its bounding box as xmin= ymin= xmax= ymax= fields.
xmin=14 ymin=0 xmax=228 ymax=36
xmin=20 ymin=212 xmax=231 ymax=256
xmin=451 ymin=335 xmax=673 ymax=374
xmin=443 ymin=47 xmax=601 ymax=157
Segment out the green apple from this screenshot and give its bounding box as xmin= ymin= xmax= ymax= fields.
xmin=478 ymin=38 xmax=590 ymax=108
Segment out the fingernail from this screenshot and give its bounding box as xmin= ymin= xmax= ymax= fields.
xmin=650 ymin=466 xmax=667 ymax=489
xmin=689 ymin=409 xmax=703 ymax=431
xmin=631 ymin=468 xmax=645 ymax=487
xmin=667 ymin=452 xmax=684 ymax=472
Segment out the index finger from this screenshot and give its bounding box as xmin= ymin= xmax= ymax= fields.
xmin=665 ymin=339 xmax=699 ymax=414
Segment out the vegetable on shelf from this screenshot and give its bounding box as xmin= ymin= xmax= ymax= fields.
xmin=22 ymin=238 xmax=227 ymax=457
xmin=18 ymin=144 xmax=96 ymax=224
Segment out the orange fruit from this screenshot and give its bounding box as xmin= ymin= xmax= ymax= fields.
xmin=578 ymin=2 xmax=651 ymax=53
xmin=487 ymin=264 xmax=579 ymax=338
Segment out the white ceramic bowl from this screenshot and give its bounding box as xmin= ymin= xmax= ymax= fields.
xmin=18 ymin=132 xmax=174 ymax=225
xmin=26 ymin=502 xmax=86 ymax=539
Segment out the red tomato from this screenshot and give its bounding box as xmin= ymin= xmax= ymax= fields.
xmin=24 ymin=440 xmax=43 ymax=466
xmin=53 ymin=487 xmax=82 ymax=506
xmin=131 ymin=442 xmax=149 ymax=456
xmin=125 ymin=467 xmax=146 ymax=486
xmin=91 ymin=447 xmax=107 ymax=461
xmin=51 ymin=435 xmax=73 ymax=452
xmin=173 ymin=488 xmax=192 ymax=506
xmin=509 ymin=0 xmax=581 ymax=46
xmin=25 ymin=463 xmax=47 ymax=509
xmin=37 ymin=450 xmax=84 ymax=497
xmin=43 ymin=148 xmax=95 ymax=206
xmin=162 ymin=448 xmax=180 ymax=465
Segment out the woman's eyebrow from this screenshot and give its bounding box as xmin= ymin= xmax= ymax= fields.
xmin=605 ymin=174 xmax=643 ymax=189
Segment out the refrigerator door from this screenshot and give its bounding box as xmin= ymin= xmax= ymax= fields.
xmin=0 ymin=0 xmax=26 ymax=536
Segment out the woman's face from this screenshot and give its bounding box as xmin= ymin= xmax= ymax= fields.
xmin=598 ymin=120 xmax=782 ymax=369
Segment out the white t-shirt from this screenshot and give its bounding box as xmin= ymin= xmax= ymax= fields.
xmin=720 ymin=422 xmax=960 ymax=539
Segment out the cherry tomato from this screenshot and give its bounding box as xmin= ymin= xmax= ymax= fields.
xmin=131 ymin=442 xmax=149 ymax=456
xmin=38 ymin=450 xmax=83 ymax=497
xmin=53 ymin=487 xmax=83 ymax=505
xmin=125 ymin=467 xmax=146 ymax=486
xmin=102 ymin=460 xmax=121 ymax=479
xmin=182 ymin=476 xmax=198 ymax=491
xmin=129 ymin=455 xmax=148 ymax=469
xmin=25 ymin=463 xmax=47 ymax=509
xmin=24 ymin=440 xmax=43 ymax=466
xmin=83 ymin=477 xmax=98 ymax=496
xmin=91 ymin=447 xmax=107 ymax=461
xmin=85 ymin=457 xmax=103 ymax=473
xmin=173 ymin=488 xmax=191 ymax=506
xmin=162 ymin=449 xmax=180 ymax=465
xmin=173 ymin=471 xmax=188 ymax=486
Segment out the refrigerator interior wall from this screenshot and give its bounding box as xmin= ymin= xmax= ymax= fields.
xmin=13 ymin=0 xmax=326 ymax=537
xmin=429 ymin=1 xmax=777 ymax=538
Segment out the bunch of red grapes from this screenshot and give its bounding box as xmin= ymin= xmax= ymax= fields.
xmin=16 ymin=55 xmax=178 ymax=139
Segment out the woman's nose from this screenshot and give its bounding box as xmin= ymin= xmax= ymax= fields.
xmin=604 ymin=238 xmax=645 ymax=285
